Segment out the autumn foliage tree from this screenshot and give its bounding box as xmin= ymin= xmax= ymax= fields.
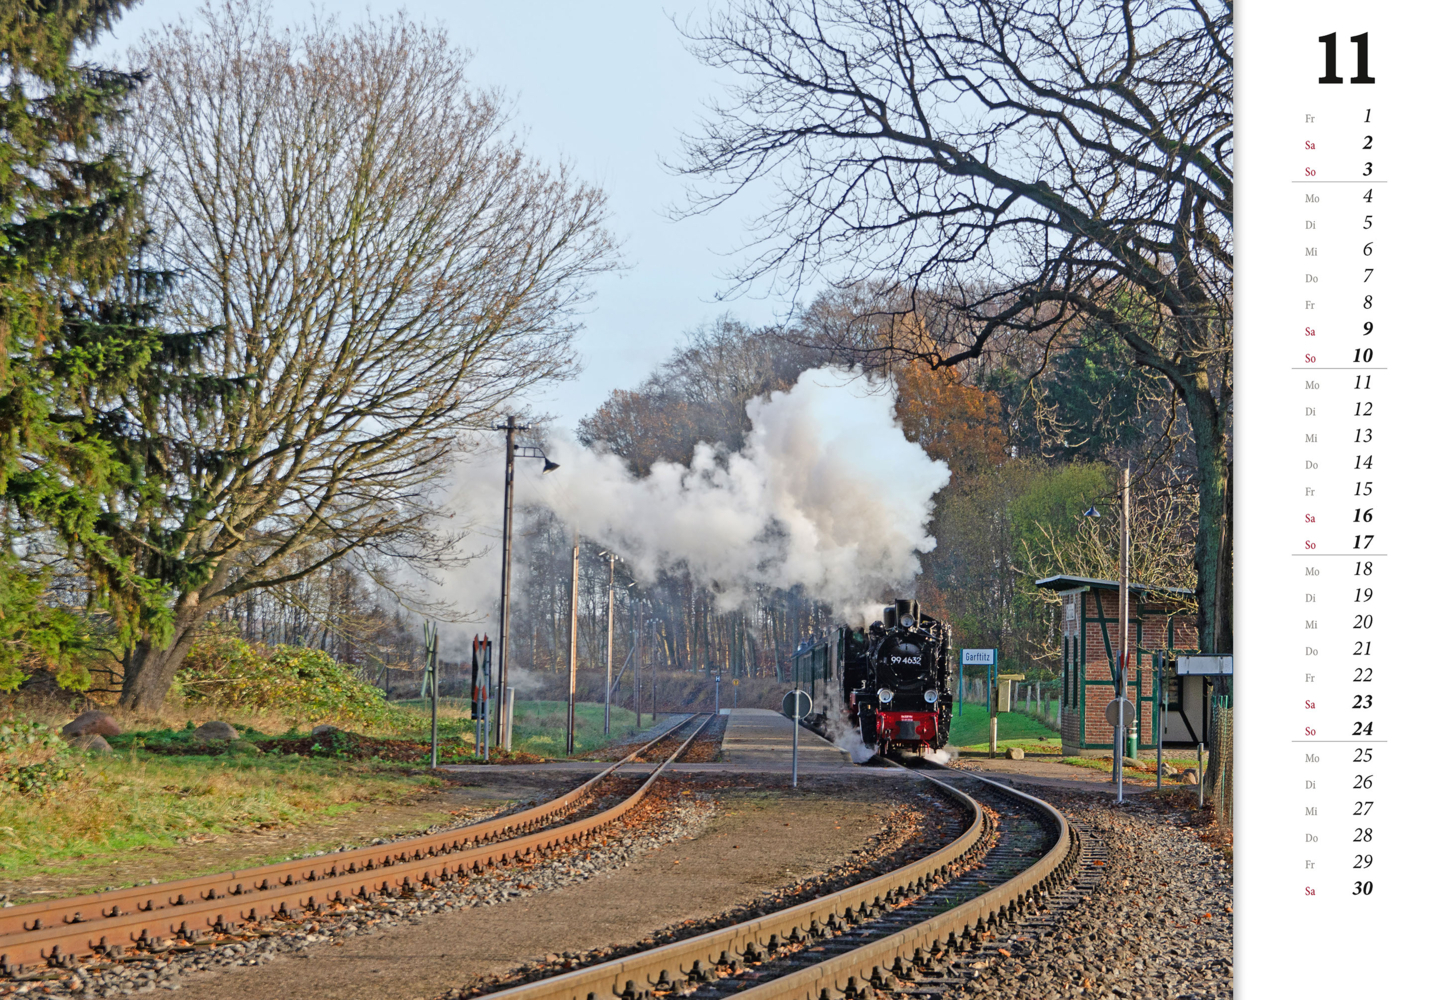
xmin=893 ymin=363 xmax=1008 ymax=478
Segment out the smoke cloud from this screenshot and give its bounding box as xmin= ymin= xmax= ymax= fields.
xmin=430 ymin=366 xmax=950 ymax=656
xmin=532 ymin=367 xmax=950 ymax=618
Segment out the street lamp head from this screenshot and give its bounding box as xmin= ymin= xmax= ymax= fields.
xmin=1082 ymin=505 xmax=1102 ymax=518
xmin=541 ymin=457 xmax=560 ymax=475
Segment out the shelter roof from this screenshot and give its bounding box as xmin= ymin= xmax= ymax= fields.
xmin=1033 ymin=575 xmax=1194 ymax=600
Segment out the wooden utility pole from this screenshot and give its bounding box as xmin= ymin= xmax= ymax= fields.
xmin=491 ymin=417 xmax=558 ymax=751
xmin=496 ymin=417 xmax=518 ymax=750
xmin=566 ymin=531 xmax=579 ymax=755
xmin=604 ymin=553 xmax=615 ymax=734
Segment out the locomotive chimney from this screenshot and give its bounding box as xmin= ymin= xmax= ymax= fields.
xmin=894 ymin=598 xmax=918 ymax=622
xmin=883 ymin=605 xmax=897 ymax=628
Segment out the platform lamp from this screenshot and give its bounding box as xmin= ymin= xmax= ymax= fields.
xmin=1084 ymin=464 xmax=1132 ymax=802
xmin=492 ymin=415 xmax=559 ymax=751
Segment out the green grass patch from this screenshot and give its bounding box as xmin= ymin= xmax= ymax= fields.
xmin=951 ymin=738 xmax=1064 ymax=756
xmin=947 ymin=702 xmax=1060 ymax=748
xmin=389 ymin=698 xmax=657 ymax=758
xmin=0 ymin=750 xmax=438 ymax=881
xmin=0 ymin=697 xmax=657 ymax=887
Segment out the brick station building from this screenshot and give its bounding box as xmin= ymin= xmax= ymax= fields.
xmin=1036 ymin=575 xmax=1200 ymax=757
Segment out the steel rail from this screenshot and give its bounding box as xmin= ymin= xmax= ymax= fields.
xmin=477 ymin=772 xmax=1079 ymax=1000
xmin=0 ymin=714 xmax=707 ymax=974
xmin=722 ymin=774 xmax=1079 ymax=1000
xmin=475 ymin=775 xmax=989 ymax=1000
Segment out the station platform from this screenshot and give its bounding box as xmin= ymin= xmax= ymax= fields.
xmin=720 ymin=708 xmax=853 ymax=766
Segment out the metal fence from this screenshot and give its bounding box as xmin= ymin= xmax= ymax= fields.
xmin=1207 ymin=694 xmax=1233 ymax=827
xmin=959 ymin=676 xmax=1062 ymax=730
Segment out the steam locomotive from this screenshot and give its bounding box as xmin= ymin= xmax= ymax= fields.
xmin=791 ymin=598 xmax=953 ymax=754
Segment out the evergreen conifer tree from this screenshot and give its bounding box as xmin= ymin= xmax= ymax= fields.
xmin=0 ymin=1 xmax=193 ymax=689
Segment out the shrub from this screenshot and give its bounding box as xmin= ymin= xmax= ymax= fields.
xmin=0 ymin=722 xmax=79 ymax=796
xmin=175 ymin=635 xmax=406 ymax=730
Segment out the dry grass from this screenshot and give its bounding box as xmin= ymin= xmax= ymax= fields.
xmin=0 ymin=749 xmax=438 ymax=881
xmin=5 ymin=687 xmax=321 ymax=740
xmin=0 ymin=687 xmax=660 ymax=888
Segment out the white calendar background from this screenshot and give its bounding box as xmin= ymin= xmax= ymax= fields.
xmin=1237 ymin=2 xmax=1437 ymax=994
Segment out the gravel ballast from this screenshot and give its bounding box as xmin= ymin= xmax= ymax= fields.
xmin=928 ymin=788 xmax=1232 ymax=1000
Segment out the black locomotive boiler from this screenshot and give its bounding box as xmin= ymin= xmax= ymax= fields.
xmin=791 ymin=598 xmax=953 ymax=755
xmin=853 ymin=599 xmax=953 ymax=753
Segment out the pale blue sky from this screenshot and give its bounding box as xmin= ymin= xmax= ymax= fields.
xmin=98 ymin=0 xmax=786 ymax=431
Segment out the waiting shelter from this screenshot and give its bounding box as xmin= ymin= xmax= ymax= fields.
xmin=1035 ymin=575 xmax=1201 ymax=757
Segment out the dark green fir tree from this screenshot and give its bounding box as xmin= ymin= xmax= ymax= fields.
xmin=0 ymin=1 xmax=208 ymax=690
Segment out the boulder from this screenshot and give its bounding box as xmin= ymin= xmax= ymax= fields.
xmin=1121 ymin=756 xmax=1147 ymax=769
xmin=1160 ymin=762 xmax=1179 ymax=777
xmin=69 ymin=733 xmax=112 ymax=753
xmin=1181 ymin=768 xmax=1200 ymax=785
xmin=192 ymin=720 xmax=239 ymax=742
xmin=1005 ymin=746 xmax=1025 ymax=760
xmin=60 ymin=711 xmax=121 ymax=738
xmin=311 ymin=724 xmax=341 ymax=736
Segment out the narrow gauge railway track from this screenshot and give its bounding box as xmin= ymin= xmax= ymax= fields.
xmin=629 ymin=718 xmax=710 ymax=763
xmin=468 ymin=770 xmax=1083 ymax=1000
xmin=676 ymin=714 xmax=728 ymax=763
xmin=0 ymin=714 xmax=712 ymax=976
xmin=893 ymin=810 xmax=1108 ymax=997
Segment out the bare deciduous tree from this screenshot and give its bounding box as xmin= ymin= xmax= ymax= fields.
xmin=678 ymin=0 xmax=1232 ymax=653
xmin=113 ymin=0 xmax=618 ymax=710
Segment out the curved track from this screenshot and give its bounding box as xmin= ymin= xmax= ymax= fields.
xmin=467 ymin=768 xmax=1084 ymax=1000
xmin=0 ymin=714 xmax=711 ymax=976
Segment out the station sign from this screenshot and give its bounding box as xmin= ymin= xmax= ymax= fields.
xmin=1176 ymin=655 xmax=1234 ymax=676
xmin=961 ymin=648 xmax=997 ymax=666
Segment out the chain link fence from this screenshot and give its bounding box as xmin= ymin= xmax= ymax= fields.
xmin=1206 ymin=694 xmax=1233 ymax=827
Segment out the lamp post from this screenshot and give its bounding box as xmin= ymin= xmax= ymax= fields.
xmin=493 ymin=416 xmax=558 ymax=751
xmin=1085 ymin=463 xmax=1131 ymax=803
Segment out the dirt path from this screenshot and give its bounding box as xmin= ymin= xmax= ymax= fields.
xmin=170 ymin=782 xmax=893 ymax=1000
xmin=0 ymin=771 xmax=578 ymax=904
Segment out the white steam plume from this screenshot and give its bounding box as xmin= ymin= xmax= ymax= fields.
xmin=428 ymin=366 xmax=950 ymax=658
xmin=532 ymin=368 xmax=950 ymax=618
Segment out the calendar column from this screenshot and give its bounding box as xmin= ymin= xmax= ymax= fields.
xmin=1238 ymin=4 xmax=1433 ymax=996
